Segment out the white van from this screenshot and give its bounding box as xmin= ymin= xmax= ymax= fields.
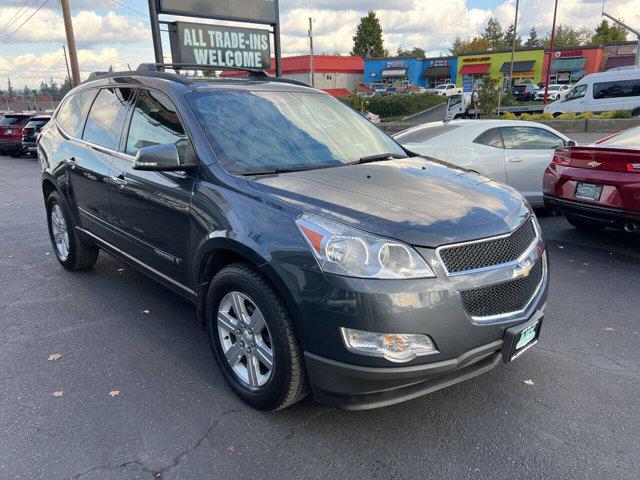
xmin=544 ymin=68 xmax=640 ymax=116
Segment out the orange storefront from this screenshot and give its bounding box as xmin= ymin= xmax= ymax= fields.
xmin=541 ymin=46 xmax=603 ymax=85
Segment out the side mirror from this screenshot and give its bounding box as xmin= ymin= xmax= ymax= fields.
xmin=567 ymin=140 xmax=577 ymax=147
xmin=132 ymin=143 xmax=186 ymax=171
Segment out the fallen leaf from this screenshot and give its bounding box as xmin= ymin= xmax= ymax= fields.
xmin=142 ymin=309 xmax=150 ymax=314
xmin=48 ymin=353 xmax=62 ymax=361
xmin=108 ymin=390 xmax=120 ymax=397
xmin=227 ymin=446 xmax=235 ymax=453
xmin=522 ymin=379 xmax=534 ymax=386
xmin=604 ymin=326 xmax=615 ymax=332
xmin=52 ymin=391 xmax=64 ymax=398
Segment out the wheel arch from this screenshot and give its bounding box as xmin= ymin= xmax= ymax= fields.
xmin=193 ymin=238 xmax=303 ymax=331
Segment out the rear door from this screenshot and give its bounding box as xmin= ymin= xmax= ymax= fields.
xmin=67 ymin=87 xmax=134 ymax=240
xmin=107 ymin=88 xmax=195 ymax=287
xmin=501 ymin=126 xmax=566 ymax=205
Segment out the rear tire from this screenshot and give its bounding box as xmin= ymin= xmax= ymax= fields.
xmin=206 ymin=263 xmax=307 ymax=410
xmin=46 ymin=191 xmax=99 ymax=270
xmin=565 ymin=215 xmax=606 ymax=232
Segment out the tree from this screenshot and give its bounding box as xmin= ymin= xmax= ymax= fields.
xmin=449 ymin=36 xmax=464 ymax=56
xmin=396 ymin=46 xmax=425 ymax=57
xmin=6 ymin=79 xmax=15 ymax=99
xmin=59 ymin=76 xmax=73 ymax=97
xmin=544 ymin=25 xmax=591 ymax=49
xmin=351 ymin=11 xmax=385 ymax=58
xmin=503 ymin=24 xmax=523 ymax=49
xmin=482 ymin=17 xmax=505 ymax=50
xmin=22 ymin=85 xmax=31 ymax=100
xmin=450 ymin=35 xmax=491 ymax=55
xmin=525 ymin=26 xmax=543 ymax=47
xmin=591 ymin=20 xmax=627 ymax=45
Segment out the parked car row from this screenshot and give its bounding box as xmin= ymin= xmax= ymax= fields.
xmin=394 ymin=119 xmax=640 ymax=234
xmin=0 ymin=112 xmax=51 ymax=157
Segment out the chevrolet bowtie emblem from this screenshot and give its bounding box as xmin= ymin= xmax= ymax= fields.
xmin=513 ymin=260 xmax=533 ymax=278
xmin=587 ymin=161 xmax=601 ymax=168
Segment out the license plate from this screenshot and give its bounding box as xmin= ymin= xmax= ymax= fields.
xmin=575 ymin=182 xmax=602 ymax=201
xmin=502 ymin=316 xmax=542 ymax=363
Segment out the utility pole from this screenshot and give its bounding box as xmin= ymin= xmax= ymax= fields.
xmin=148 ymin=0 xmax=164 ymax=66
xmin=543 ymin=0 xmax=559 ymax=105
xmin=602 ymin=12 xmax=640 ymax=67
xmin=60 ymin=0 xmax=80 ymax=86
xmin=507 ymin=0 xmax=520 ymax=93
xmin=308 ymin=17 xmax=315 ymax=87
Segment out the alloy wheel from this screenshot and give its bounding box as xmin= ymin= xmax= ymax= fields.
xmin=50 ymin=204 xmax=69 ymax=261
xmin=217 ymin=291 xmax=274 ymax=388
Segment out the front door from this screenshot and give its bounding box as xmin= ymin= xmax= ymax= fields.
xmin=107 ymin=88 xmax=195 ymax=287
xmin=500 ymin=126 xmax=567 ymax=206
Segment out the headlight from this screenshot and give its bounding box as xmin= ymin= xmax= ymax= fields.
xmin=295 ymin=213 xmax=435 ymax=279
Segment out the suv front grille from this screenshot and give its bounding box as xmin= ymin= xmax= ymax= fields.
xmin=439 ymin=218 xmax=537 ymax=274
xmin=460 ymin=259 xmax=544 ymax=318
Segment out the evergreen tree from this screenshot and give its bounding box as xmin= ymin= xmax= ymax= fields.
xmin=591 ymin=20 xmax=627 ymax=45
xmin=59 ymin=77 xmax=73 ymax=97
xmin=449 ymin=36 xmax=464 ymax=56
xmin=482 ymin=17 xmax=505 ymax=50
xmin=503 ymin=24 xmax=523 ymax=49
xmin=48 ymin=76 xmax=59 ymax=98
xmin=524 ymin=26 xmax=542 ymax=47
xmin=544 ymin=25 xmax=591 ymax=49
xmin=351 ymin=11 xmax=385 ymax=58
xmin=22 ymin=85 xmax=31 ymax=100
xmin=6 ymin=79 xmax=15 ymax=99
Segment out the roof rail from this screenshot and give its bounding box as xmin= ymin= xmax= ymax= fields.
xmin=137 ymin=63 xmax=312 ymax=88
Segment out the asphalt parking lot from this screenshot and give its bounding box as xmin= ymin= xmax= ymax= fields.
xmin=1 ymin=152 xmax=639 ymax=480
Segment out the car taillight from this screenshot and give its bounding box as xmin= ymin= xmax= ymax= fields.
xmin=552 ymin=151 xmax=572 ymax=166
xmin=628 ymin=162 xmax=640 ymax=173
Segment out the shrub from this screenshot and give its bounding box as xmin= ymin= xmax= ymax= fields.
xmin=352 ymin=92 xmax=445 ymax=119
xmin=612 ymin=110 xmax=632 ymax=119
xmin=597 ymin=111 xmax=615 ymax=119
xmin=538 ymin=112 xmax=554 ymax=120
xmin=341 ymin=95 xmax=368 ymax=114
xmin=519 ymin=113 xmax=533 ymax=120
xmin=501 ymin=112 xmax=517 ymax=120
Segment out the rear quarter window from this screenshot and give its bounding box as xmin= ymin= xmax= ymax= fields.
xmin=473 ymin=128 xmax=504 ymax=148
xmin=56 ymin=90 xmax=97 ymax=138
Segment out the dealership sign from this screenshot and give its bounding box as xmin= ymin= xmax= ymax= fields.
xmin=158 ymin=0 xmax=277 ymax=24
xmin=169 ymin=21 xmax=271 ymax=69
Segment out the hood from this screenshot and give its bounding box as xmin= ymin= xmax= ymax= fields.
xmin=248 ymin=158 xmax=530 ymax=248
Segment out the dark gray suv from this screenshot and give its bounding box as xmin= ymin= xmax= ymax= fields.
xmin=38 ymin=67 xmax=548 ymax=410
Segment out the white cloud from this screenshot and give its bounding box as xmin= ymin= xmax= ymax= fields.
xmin=0 ymin=9 xmax=149 ymax=46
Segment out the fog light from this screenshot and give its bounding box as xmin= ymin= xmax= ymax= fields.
xmin=340 ymin=328 xmax=437 ymax=363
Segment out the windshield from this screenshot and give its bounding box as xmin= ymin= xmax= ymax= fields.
xmin=434 ymin=85 xmax=446 ymax=90
xmin=597 ymin=126 xmax=640 ymax=148
xmin=0 ymin=116 xmax=28 ymax=126
xmin=25 ymin=119 xmax=49 ymax=128
xmin=547 ymin=85 xmax=561 ymax=91
xmin=187 ymin=90 xmax=406 ymax=175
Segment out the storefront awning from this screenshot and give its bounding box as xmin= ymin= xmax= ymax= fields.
xmin=604 ymin=56 xmax=636 ymax=69
xmin=550 ymin=57 xmax=587 ymax=71
xmin=500 ymin=61 xmax=536 ymax=73
xmin=423 ymin=66 xmax=450 ymax=77
xmin=381 ymin=68 xmax=408 ymax=78
xmin=459 ymin=63 xmax=490 ymax=75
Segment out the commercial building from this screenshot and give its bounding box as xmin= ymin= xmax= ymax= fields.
xmin=456 ymin=48 xmax=545 ymax=91
xmin=363 ymin=56 xmax=457 ymax=88
xmin=542 ymin=46 xmax=603 ymax=85
xmin=601 ymin=42 xmax=638 ymax=71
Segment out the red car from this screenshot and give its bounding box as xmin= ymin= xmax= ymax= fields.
xmin=544 ymin=126 xmax=640 ymax=232
xmin=0 ymin=113 xmax=33 ymax=157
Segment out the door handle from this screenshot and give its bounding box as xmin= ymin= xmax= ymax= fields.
xmin=110 ymin=175 xmax=128 ymax=188
xmin=508 ymin=157 xmax=523 ymax=163
xmin=65 ymin=157 xmax=77 ymax=169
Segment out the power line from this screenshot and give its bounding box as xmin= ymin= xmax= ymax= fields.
xmin=104 ymin=0 xmax=150 ymax=23
xmin=0 ymin=0 xmax=41 ymax=36
xmin=0 ymin=0 xmax=51 ymax=45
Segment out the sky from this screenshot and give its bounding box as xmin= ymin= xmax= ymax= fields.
xmin=0 ymin=0 xmax=638 ymax=89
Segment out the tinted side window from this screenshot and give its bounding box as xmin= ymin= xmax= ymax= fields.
xmin=56 ymin=90 xmax=96 ymax=137
xmin=474 ymin=128 xmax=504 ymax=148
xmin=501 ymin=127 xmax=565 ymax=150
xmin=593 ymin=79 xmax=640 ymax=99
xmin=564 ymin=84 xmax=587 ymax=101
xmin=83 ymin=88 xmax=134 ymax=150
xmin=125 ymin=90 xmax=188 ymax=162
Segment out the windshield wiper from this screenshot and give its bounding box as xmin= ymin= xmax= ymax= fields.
xmin=242 ymin=164 xmax=336 ymax=176
xmin=352 ymin=153 xmax=406 ymax=165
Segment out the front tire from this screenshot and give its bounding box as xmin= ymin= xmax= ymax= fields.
xmin=565 ymin=215 xmax=606 ymax=232
xmin=206 ymin=263 xmax=307 ymax=410
xmin=46 ymin=191 xmax=99 ymax=270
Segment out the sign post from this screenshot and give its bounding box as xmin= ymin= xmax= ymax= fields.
xmin=150 ymin=0 xmax=281 ymax=75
